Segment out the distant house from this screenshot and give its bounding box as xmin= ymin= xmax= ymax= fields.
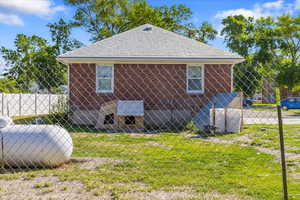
xmin=58 ymin=24 xmax=244 ymax=129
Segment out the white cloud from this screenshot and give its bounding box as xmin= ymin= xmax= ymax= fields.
xmin=213 ymin=0 xmax=299 ymax=38
xmin=0 ymin=12 xmax=23 ymax=26
xmin=215 ymin=0 xmax=295 ymax=20
xmin=0 ymin=0 xmax=65 ymax=16
xmin=262 ymin=0 xmax=283 ymax=9
xmin=215 ymin=8 xmax=263 ymax=19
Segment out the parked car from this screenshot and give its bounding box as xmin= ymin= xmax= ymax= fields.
xmin=252 ymin=93 xmax=262 ymax=104
xmin=243 ymin=98 xmax=253 ymax=107
xmin=280 ymin=97 xmax=300 ymax=110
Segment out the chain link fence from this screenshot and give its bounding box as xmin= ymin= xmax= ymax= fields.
xmin=0 ymin=62 xmax=299 ymax=200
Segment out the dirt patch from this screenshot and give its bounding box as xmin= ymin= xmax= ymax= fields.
xmin=0 ymin=176 xmax=106 ymax=200
xmin=121 ymin=190 xmax=196 ymax=200
xmin=291 ymin=173 xmax=300 ymax=180
xmin=145 ymin=141 xmax=172 ymax=150
xmin=71 ymin=157 xmax=123 ymax=170
xmin=200 ymin=191 xmax=252 ymax=200
xmin=90 ymin=141 xmax=125 ymax=147
xmin=127 ymin=133 xmax=159 ymax=138
xmin=0 ymin=176 xmax=250 ymax=200
xmin=202 ymin=136 xmax=282 ymax=162
xmin=233 ymin=135 xmax=252 ymax=144
xmin=121 ymin=189 xmax=251 ymax=200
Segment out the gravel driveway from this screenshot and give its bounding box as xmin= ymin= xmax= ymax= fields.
xmin=243 ymin=109 xmax=300 ymax=124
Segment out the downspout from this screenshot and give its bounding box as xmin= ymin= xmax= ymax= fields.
xmin=1 ymin=130 xmax=3 ymax=169
xmin=231 ymin=64 xmax=236 ymax=92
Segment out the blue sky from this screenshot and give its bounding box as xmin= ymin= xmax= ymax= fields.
xmin=0 ymin=0 xmax=300 ymax=68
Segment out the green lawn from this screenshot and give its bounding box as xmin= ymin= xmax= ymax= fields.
xmin=1 ymin=115 xmax=300 ymax=199
xmin=213 ymin=124 xmax=300 ymax=199
xmin=217 ymin=124 xmax=300 ymax=154
xmin=252 ymin=103 xmax=277 ymax=107
xmin=1 ymin=124 xmax=299 ymax=200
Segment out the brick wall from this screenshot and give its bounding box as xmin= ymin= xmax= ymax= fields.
xmin=69 ymin=63 xmax=232 ymax=114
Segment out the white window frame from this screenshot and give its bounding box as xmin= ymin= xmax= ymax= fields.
xmin=96 ymin=64 xmax=114 ymax=93
xmin=186 ymin=64 xmax=204 ymax=94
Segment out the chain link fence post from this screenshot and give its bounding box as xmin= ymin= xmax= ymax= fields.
xmin=277 ymin=105 xmax=288 ymax=200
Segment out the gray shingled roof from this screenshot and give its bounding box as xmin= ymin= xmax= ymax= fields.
xmin=58 ymin=24 xmax=243 ymax=61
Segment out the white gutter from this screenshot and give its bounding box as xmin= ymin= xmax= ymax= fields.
xmin=57 ymin=57 xmax=245 ymax=65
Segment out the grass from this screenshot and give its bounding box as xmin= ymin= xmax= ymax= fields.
xmin=285 ymin=109 xmax=300 ymax=115
xmin=64 ymin=132 xmax=288 ymax=199
xmin=216 ymin=124 xmax=300 ymax=154
xmin=214 ymin=124 xmax=300 ymax=199
xmin=252 ymin=103 xmax=277 ymax=107
xmin=1 ymin=129 xmax=299 ymax=200
xmin=2 ymin=116 xmax=300 ymax=199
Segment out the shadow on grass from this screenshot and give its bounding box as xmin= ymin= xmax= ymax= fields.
xmin=0 ymin=164 xmax=59 ymax=175
xmin=12 ymin=114 xmax=188 ymax=135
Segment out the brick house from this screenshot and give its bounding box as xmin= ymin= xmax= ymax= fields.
xmin=58 ymin=24 xmax=244 ymax=129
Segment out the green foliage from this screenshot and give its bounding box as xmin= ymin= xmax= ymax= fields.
xmin=222 ymin=14 xmax=300 ymax=96
xmin=183 ymin=21 xmax=217 ymax=43
xmin=1 ymin=34 xmax=48 ymax=91
xmin=48 ymin=18 xmax=83 ymax=55
xmin=234 ymin=61 xmax=261 ymax=97
xmin=1 ymin=19 xmax=81 ymax=93
xmin=185 ymin=121 xmax=203 ymax=135
xmin=275 ymin=87 xmax=280 ymax=104
xmin=0 ymin=78 xmax=22 ymax=93
xmin=221 ymin=15 xmax=256 ymax=57
xmin=1 ymin=35 xmax=66 ymax=92
xmin=48 ymin=96 xmax=69 ymax=124
xmin=275 ymin=62 xmax=300 ymax=93
xmin=64 ymin=0 xmax=217 ymax=43
xmin=51 ymin=96 xmax=68 ymax=114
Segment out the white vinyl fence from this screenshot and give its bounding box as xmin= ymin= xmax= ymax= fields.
xmin=0 ymin=93 xmax=67 ymax=117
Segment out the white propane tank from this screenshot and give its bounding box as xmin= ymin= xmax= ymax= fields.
xmin=0 ymin=116 xmax=13 ymax=128
xmin=0 ymin=125 xmax=73 ymax=167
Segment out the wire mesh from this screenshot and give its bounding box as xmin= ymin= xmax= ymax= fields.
xmin=0 ymin=61 xmax=299 ymax=199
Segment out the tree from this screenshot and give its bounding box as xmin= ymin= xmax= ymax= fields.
xmin=0 ymin=78 xmax=21 ymax=93
xmin=1 ymin=34 xmax=48 ymax=91
xmin=221 ymin=15 xmax=261 ymax=97
xmin=221 ymin=14 xmax=300 ymax=96
xmin=1 ymin=19 xmax=81 ymax=93
xmin=233 ymin=58 xmax=261 ymax=97
xmin=0 ymin=35 xmax=66 ymax=92
xmin=276 ymin=63 xmax=300 ymax=92
xmin=32 ymin=46 xmax=67 ymax=91
xmin=48 ymin=19 xmax=83 ymax=55
xmin=221 ymin=15 xmax=256 ymax=57
xmin=64 ymin=0 xmax=217 ymax=43
xmin=183 ymin=22 xmax=217 ymax=43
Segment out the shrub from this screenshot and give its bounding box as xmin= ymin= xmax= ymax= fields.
xmin=185 ymin=121 xmax=204 ymax=135
xmin=47 ymin=95 xmax=69 ymax=125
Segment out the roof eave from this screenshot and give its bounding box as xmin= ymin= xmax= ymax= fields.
xmin=57 ymin=57 xmax=245 ymax=64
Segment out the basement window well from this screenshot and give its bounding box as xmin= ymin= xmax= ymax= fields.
xmin=125 ymin=116 xmax=136 ymax=125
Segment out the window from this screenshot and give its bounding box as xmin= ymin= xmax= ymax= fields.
xmin=96 ymin=65 xmax=113 ymax=93
xmin=125 ymin=116 xmax=136 ymax=125
xmin=288 ymin=98 xmax=296 ymax=102
xmin=187 ymin=65 xmax=204 ymax=93
xmin=104 ymin=113 xmax=114 ymax=124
